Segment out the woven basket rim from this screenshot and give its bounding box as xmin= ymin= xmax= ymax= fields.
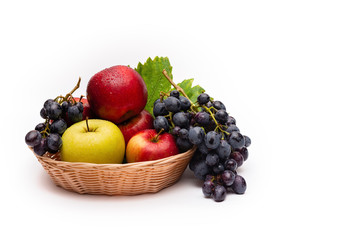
xmin=36 ymin=147 xmax=196 ymax=170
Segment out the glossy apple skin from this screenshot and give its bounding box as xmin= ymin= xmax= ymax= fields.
xmin=86 ymin=65 xmax=148 ymax=124
xmin=126 ymin=129 xmax=179 ymax=163
xmin=61 ymin=119 xmax=125 ymax=164
xmin=118 ymin=110 xmax=154 ymax=145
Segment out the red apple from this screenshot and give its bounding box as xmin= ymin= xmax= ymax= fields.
xmin=118 ymin=110 xmax=154 ymax=145
xmin=86 ymin=65 xmax=148 ymax=124
xmin=126 ymin=129 xmax=179 ymax=163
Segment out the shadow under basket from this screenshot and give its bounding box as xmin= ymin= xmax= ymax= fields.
xmin=32 ymin=147 xmax=196 ymax=196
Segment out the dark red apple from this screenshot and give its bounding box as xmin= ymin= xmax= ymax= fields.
xmin=126 ymin=129 xmax=179 ymax=163
xmin=86 ymin=65 xmax=148 ymax=124
xmin=118 ymin=110 xmax=154 ymax=145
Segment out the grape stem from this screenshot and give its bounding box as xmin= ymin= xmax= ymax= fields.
xmin=162 ymin=69 xmax=228 ymax=137
xmin=162 ymin=70 xmax=193 ymax=105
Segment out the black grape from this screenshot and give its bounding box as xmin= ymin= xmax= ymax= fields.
xmin=25 ymin=130 xmax=42 ymax=147
xmin=173 ymin=112 xmax=190 ymax=128
xmin=232 ymin=175 xmax=247 ymax=194
xmin=205 ymin=152 xmax=219 ymax=166
xmin=205 ymin=131 xmax=221 ymax=149
xmin=224 ymin=159 xmax=238 ymax=172
xmin=188 ymin=126 xmax=205 ymax=145
xmin=221 ymin=170 xmax=236 ymax=186
xmin=244 ymin=135 xmax=251 ymax=147
xmin=213 ymin=185 xmax=226 ymax=202
xmin=215 ymin=110 xmax=228 ymax=124
xmin=50 ymin=119 xmax=67 ymax=135
xmin=228 ymin=131 xmax=245 ymax=150
xmin=46 ymin=133 xmax=62 ymax=152
xmin=213 ymin=101 xmax=226 ymax=111
xmin=153 ymin=102 xmax=169 ymax=117
xmin=170 ymin=90 xmax=180 ymax=99
xmin=34 ymin=138 xmax=48 ymax=156
xmin=202 ymin=180 xmax=215 ymax=198
xmin=216 ymin=140 xmax=231 ymax=159
xmin=179 ymin=96 xmax=191 ymax=111
xmin=197 ymin=93 xmax=210 ymax=105
xmin=164 ymin=96 xmax=181 ymax=113
xmin=153 ymin=116 xmax=170 ymax=132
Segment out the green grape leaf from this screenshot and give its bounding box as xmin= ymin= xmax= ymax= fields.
xmin=135 ymin=57 xmax=173 ymax=115
xmin=176 ymin=78 xmax=205 ymax=103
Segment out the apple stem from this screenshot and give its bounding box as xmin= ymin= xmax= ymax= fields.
xmin=86 ymin=116 xmax=90 ymax=132
xmin=162 ymin=70 xmax=193 ymax=105
xmin=153 ymin=128 xmax=164 ymax=142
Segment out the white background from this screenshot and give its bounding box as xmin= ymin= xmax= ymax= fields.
xmin=1 ymin=0 xmax=360 ymax=239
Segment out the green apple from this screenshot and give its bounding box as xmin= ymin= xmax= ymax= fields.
xmin=61 ymin=119 xmax=125 ymax=164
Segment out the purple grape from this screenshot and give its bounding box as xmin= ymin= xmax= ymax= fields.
xmin=213 ymin=185 xmax=226 ymax=202
xmin=232 ymin=175 xmax=247 ymax=194
xmin=25 ymin=130 xmax=42 ymax=147
xmin=34 ymin=138 xmax=48 ymax=156
xmin=170 ymin=90 xmax=180 ymax=99
xmin=228 ymin=131 xmax=245 ymax=150
xmin=197 ymin=93 xmax=210 ymax=105
xmin=176 ymin=137 xmax=193 ymax=153
xmin=221 ymin=170 xmax=236 ymax=186
xmin=153 ymin=102 xmax=169 ymax=117
xmin=216 ymin=140 xmax=231 ymax=159
xmin=240 ymin=147 xmax=249 ymax=161
xmin=154 ymin=116 xmax=170 ymax=132
xmin=188 ymin=126 xmax=205 ymax=145
xmin=213 ymin=101 xmax=226 ymax=111
xmin=40 ymin=108 xmax=47 ymax=119
xmin=202 ymin=180 xmax=215 ymax=197
xmin=205 ymin=152 xmax=219 ymax=166
xmin=205 ymin=131 xmax=221 ymax=149
xmin=230 ymin=151 xmax=244 ymax=167
xmin=178 ymin=128 xmax=189 ymax=140
xmin=215 ymin=110 xmax=228 ymax=124
xmin=226 ymin=116 xmax=236 ymax=126
xmin=213 ymin=163 xmax=225 ymax=174
xmin=164 ymin=96 xmax=181 ymax=113
xmin=171 ymin=126 xmax=181 ymax=136
xmin=173 ymin=112 xmax=190 ymax=128
xmin=226 ymin=125 xmax=239 ymax=134
xmin=46 ymin=133 xmax=62 ymax=152
xmin=179 ymin=96 xmax=191 ymax=111
xmin=194 ymin=111 xmax=210 ymax=126
xmin=35 ymin=123 xmax=46 ymax=132
xmin=224 ymin=159 xmax=238 ymax=172
xmin=50 ymin=119 xmax=67 ymax=135
xmin=244 ymin=135 xmax=251 ymax=147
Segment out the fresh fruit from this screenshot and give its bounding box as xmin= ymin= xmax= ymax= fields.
xmin=117 ymin=110 xmax=154 ymax=145
xmin=73 ymin=97 xmax=96 ymax=120
xmin=61 ymin=119 xmax=125 ymax=164
xmin=150 ymin=70 xmax=251 ymax=202
xmin=25 ymin=79 xmax=88 ymax=156
xmin=126 ymin=129 xmax=179 ymax=163
xmin=87 ymin=65 xmax=148 ymax=124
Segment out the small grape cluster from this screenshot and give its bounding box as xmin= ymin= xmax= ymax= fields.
xmin=25 ymin=80 xmax=84 ymax=156
xmin=153 ymin=90 xmax=251 ymax=202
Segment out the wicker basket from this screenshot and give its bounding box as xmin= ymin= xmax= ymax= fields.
xmin=32 ymin=147 xmax=196 ymax=195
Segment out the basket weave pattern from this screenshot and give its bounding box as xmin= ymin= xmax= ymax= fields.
xmin=33 ymin=147 xmax=196 ymax=195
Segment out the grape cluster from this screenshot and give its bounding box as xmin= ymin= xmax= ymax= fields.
xmin=153 ymin=91 xmax=251 ymax=202
xmin=25 ymin=97 xmax=84 ymax=156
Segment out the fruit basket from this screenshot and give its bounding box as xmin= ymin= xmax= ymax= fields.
xmin=32 ymin=147 xmax=196 ymax=195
